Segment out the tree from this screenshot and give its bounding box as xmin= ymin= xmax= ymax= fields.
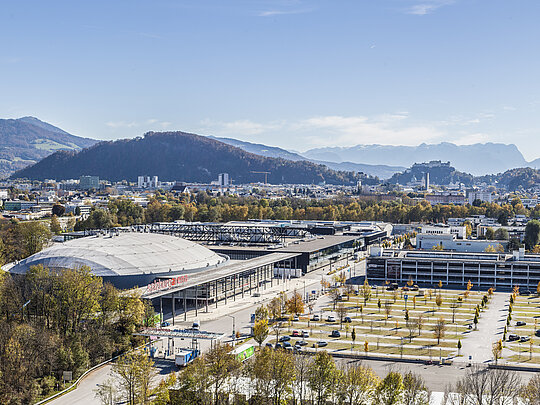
xmin=17 ymin=221 xmax=52 ymax=256
xmin=384 ymin=300 xmax=392 ymax=325
xmin=377 ymin=299 xmax=382 ymax=312
xmin=457 ymin=339 xmax=462 ymax=355
xmin=435 ymin=294 xmax=443 ymax=310
xmin=285 ymin=291 xmax=304 ymax=316
xmin=351 ymin=327 xmax=356 ymax=348
xmin=525 ymin=219 xmax=540 ymax=250
xmin=361 ymin=279 xmax=371 ymax=305
xmin=415 ymin=314 xmax=424 ymax=336
xmin=253 ymin=319 xmax=269 ymax=348
xmin=205 ymin=342 xmax=241 ymax=405
xmin=267 ymin=297 xmax=281 ymax=321
xmin=492 ymin=340 xmax=503 ymax=364
xmin=433 ymin=317 xmax=446 ymax=344
xmin=111 ymin=351 xmax=156 ymax=405
xmin=448 ymin=366 xmax=521 ymax=405
xmin=402 ymin=371 xmax=430 ymax=405
xmin=255 ymin=305 xmax=269 ymax=322
xmin=521 ymin=374 xmax=540 ymax=405
xmin=485 ymin=227 xmax=496 ymax=240
xmin=308 ymin=351 xmax=336 ymax=405
xmin=52 ymin=204 xmax=66 ymax=217
xmin=337 ymin=363 xmax=379 ymax=405
xmin=374 ymin=371 xmax=404 ymax=405
xmin=330 ymin=288 xmax=341 ymax=310
xmin=50 ymin=215 xmax=62 ymax=235
xmin=336 ymin=302 xmax=348 ymax=328
xmin=494 ymin=228 xmax=509 ymax=240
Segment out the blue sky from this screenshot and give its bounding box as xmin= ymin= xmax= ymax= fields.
xmin=2 ymin=0 xmax=540 ymax=159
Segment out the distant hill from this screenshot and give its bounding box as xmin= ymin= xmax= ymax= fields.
xmin=388 ymin=161 xmax=474 ymax=186
xmin=12 ymin=131 xmax=364 ymax=185
xmin=303 ymin=142 xmax=534 ymax=176
xmin=476 ymin=167 xmax=540 ymax=191
xmin=211 ymin=136 xmax=404 ymax=179
xmin=0 ymin=117 xmax=97 ymax=177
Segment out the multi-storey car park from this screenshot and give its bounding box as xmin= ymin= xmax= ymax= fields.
xmin=367 ymin=248 xmax=540 ymax=292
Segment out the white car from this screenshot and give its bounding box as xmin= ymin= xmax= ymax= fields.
xmin=327 ymin=315 xmax=336 ymax=322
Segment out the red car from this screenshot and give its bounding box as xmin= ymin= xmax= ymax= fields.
xmin=291 ymin=330 xmax=300 ymax=337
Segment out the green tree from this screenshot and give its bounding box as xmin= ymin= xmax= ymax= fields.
xmin=111 ymin=351 xmax=156 ymax=405
xmin=308 ymin=351 xmax=336 ymax=405
xmin=253 ymin=319 xmax=269 ymax=348
xmin=374 ymin=371 xmax=404 ymax=405
xmin=50 ymin=215 xmax=62 ymax=235
xmin=525 ymin=220 xmax=540 ymax=250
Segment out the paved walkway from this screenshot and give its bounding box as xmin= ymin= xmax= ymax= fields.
xmin=458 ymin=292 xmax=509 ymax=363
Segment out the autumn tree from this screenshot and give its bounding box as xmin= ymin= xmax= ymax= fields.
xmin=285 ymin=291 xmax=305 ymax=316
xmin=433 ymin=317 xmax=446 ymax=344
xmin=111 ymin=351 xmax=156 ymax=405
xmin=253 ymin=319 xmax=269 ymax=348
xmin=308 ymin=351 xmax=336 ymax=405
xmin=374 ymin=371 xmax=404 ymax=405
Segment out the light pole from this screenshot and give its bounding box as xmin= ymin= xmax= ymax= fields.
xmin=226 ymin=315 xmax=236 ymax=344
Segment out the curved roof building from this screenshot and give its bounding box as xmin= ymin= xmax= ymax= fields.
xmin=9 ymin=233 xmax=228 ymax=289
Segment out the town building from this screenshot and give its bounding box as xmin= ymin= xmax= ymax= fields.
xmin=367 ymin=247 xmax=540 ymax=291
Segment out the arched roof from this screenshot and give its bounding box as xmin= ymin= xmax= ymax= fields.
xmin=10 ymin=233 xmax=226 ymax=277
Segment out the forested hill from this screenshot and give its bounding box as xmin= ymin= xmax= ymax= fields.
xmin=476 ymin=167 xmax=540 ymax=191
xmin=12 ymin=131 xmax=364 ymax=185
xmin=0 ymin=116 xmax=97 ymax=176
xmin=388 ymin=161 xmax=474 ymax=186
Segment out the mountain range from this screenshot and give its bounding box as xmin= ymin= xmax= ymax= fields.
xmin=12 ymin=131 xmax=363 ymax=185
xmin=210 ymin=136 xmax=405 ymax=179
xmin=0 ymin=117 xmax=96 ymax=177
xmin=303 ymin=143 xmax=540 ymax=176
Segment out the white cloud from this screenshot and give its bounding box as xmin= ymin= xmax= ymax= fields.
xmin=105 ymin=119 xmax=173 ymax=130
xmin=257 ymin=8 xmax=312 ymax=17
xmin=201 ymin=119 xmax=281 ymax=136
xmin=406 ymin=0 xmax=456 ymax=15
xmin=293 ymin=115 xmax=443 ymax=147
xmin=105 ymin=121 xmax=139 ymax=129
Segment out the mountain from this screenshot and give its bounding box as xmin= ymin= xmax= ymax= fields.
xmin=12 ymin=131 xmax=364 ymax=185
xmin=211 ymin=136 xmax=405 ymax=179
xmin=303 ymin=142 xmax=531 ymax=176
xmin=0 ymin=117 xmax=97 ymax=177
xmin=388 ymin=161 xmax=474 ymax=186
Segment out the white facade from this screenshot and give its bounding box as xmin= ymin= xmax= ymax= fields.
xmin=468 ymin=191 xmax=494 ymax=205
xmin=416 ymin=233 xmax=507 ymax=253
xmin=218 ymin=173 xmax=230 ymax=187
xmin=421 ymin=225 xmax=466 ymax=239
xmin=138 ymin=175 xmax=159 ymax=189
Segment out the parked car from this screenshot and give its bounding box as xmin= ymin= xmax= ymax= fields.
xmin=520 ymin=336 xmax=530 ymax=342
xmin=331 ymin=330 xmax=341 ymax=338
xmin=316 ymin=341 xmax=328 ymax=347
xmin=327 ymin=315 xmax=336 ymax=322
xmin=516 ymin=321 xmax=527 ymax=326
xmin=275 ymin=343 xmax=283 ymax=349
xmin=536 ymin=329 xmax=540 ymax=337
xmin=344 ymin=316 xmax=352 ymax=323
xmin=265 ymin=343 xmax=273 ymax=348
xmin=296 ymin=340 xmax=308 ymax=346
xmin=312 ymin=315 xmax=320 ymax=321
xmin=508 ymin=334 xmax=520 ymax=342
xmin=293 ymin=315 xmax=299 ymax=321
xmin=160 ymin=321 xmax=170 ymax=327
xmin=412 ymin=285 xmax=419 ymax=291
xmin=283 ymin=341 xmax=293 ymax=348
xmin=291 ymin=330 xmax=300 ymax=337
xmin=279 ymin=336 xmax=291 ymax=342
xmin=302 ymin=330 xmax=309 ymax=338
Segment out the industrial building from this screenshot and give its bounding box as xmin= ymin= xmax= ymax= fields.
xmin=367 ymin=248 xmax=540 ymax=291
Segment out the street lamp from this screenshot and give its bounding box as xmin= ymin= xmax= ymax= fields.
xmin=226 ymin=315 xmax=236 ymax=344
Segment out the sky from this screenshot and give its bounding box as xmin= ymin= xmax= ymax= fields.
xmin=1 ymin=0 xmax=540 ymax=159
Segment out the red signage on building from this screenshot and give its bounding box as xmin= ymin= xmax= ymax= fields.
xmin=145 ymin=275 xmax=188 ymax=294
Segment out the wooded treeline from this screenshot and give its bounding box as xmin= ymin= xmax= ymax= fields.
xmin=0 ymin=265 xmax=150 ymax=404
xmin=73 ymin=193 xmax=540 ymax=231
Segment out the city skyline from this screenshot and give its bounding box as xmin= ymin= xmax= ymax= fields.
xmin=2 ymin=0 xmax=540 ymax=159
